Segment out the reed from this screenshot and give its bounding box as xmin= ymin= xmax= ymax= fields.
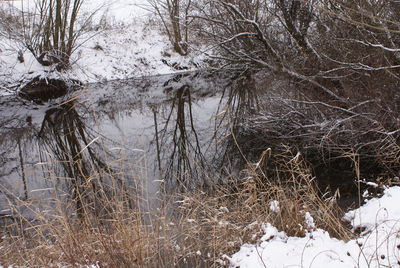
xmin=0 ymin=147 xmax=354 ymax=267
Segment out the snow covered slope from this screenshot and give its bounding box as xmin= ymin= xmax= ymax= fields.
xmin=0 ymin=0 xmax=205 ymax=96
xmin=228 ymin=186 xmax=400 ymax=268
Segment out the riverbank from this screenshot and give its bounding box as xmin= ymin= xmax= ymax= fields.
xmin=0 ymin=0 xmax=206 ymax=96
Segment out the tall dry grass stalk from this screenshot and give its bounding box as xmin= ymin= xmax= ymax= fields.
xmin=0 ymin=148 xmax=353 ymax=267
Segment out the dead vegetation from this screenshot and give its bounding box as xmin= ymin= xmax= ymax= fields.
xmin=183 ymin=0 xmax=400 ymax=197
xmin=221 ymin=71 xmax=400 ymax=200
xmin=0 ymin=147 xmax=353 ymax=267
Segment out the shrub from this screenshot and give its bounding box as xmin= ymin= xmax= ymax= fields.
xmin=148 ymin=0 xmax=193 ymax=56
xmin=18 ymin=0 xmax=85 ymax=70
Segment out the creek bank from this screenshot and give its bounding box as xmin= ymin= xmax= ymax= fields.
xmin=18 ymin=76 xmax=83 ymax=102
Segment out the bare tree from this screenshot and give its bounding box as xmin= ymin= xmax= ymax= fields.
xmin=192 ymin=0 xmax=400 ymax=184
xmin=19 ymin=0 xmax=85 ymax=70
xmin=194 ymin=1 xmax=400 ymax=104
xmin=148 ymin=0 xmax=192 ymax=55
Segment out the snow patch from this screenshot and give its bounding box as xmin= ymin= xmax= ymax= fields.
xmin=229 ymin=186 xmax=400 ymax=268
xmin=268 ymin=200 xmax=280 ymax=213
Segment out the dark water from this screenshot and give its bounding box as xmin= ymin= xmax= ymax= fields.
xmin=0 ymin=72 xmax=245 ymax=219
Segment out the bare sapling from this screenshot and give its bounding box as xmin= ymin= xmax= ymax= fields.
xmin=20 ymin=0 xmax=85 ymax=70
xmin=148 ymin=0 xmax=192 ymax=55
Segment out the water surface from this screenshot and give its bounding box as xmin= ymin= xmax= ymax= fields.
xmin=0 ymin=72 xmax=238 ymax=219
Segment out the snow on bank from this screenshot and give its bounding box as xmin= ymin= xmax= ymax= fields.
xmin=70 ymin=0 xmax=206 ymax=82
xmin=0 ymin=0 xmax=205 ymax=96
xmin=228 ymin=187 xmax=400 ymax=268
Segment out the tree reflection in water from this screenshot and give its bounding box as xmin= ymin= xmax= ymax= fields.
xmin=37 ymin=102 xmax=135 ymax=219
xmin=152 ymin=73 xmax=262 ymax=191
xmin=214 ymin=74 xmax=262 ymax=171
xmin=154 ymin=85 xmax=209 ymax=192
xmin=0 ymin=71 xmax=242 ymax=222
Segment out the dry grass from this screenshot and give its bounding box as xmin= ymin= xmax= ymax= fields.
xmin=173 ymin=148 xmax=353 ymax=266
xmin=0 ymin=149 xmax=354 ymax=267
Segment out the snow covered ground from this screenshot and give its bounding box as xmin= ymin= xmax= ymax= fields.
xmin=228 ymin=186 xmax=400 ymax=268
xmin=0 ymin=0 xmax=206 ymax=96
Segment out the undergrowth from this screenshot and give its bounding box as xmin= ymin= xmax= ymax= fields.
xmin=0 ymin=148 xmax=356 ymax=267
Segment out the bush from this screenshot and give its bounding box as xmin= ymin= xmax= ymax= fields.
xmin=191 ymin=0 xmax=400 ymax=190
xmin=2 ymin=0 xmax=87 ymax=70
xmin=148 ymin=0 xmax=193 ymax=55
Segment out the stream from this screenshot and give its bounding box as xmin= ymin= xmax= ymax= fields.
xmin=0 ymin=72 xmax=241 ymax=220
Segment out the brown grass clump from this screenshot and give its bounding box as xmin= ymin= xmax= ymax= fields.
xmin=0 ymin=149 xmax=352 ymax=267
xmin=173 ymin=148 xmax=353 ymax=266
